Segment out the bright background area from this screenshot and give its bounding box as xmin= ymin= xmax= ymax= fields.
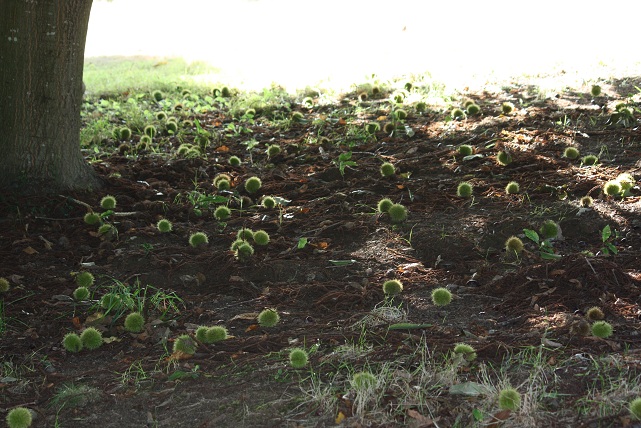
xmin=86 ymin=0 xmax=641 ymax=91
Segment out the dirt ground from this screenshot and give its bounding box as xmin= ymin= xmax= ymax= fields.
xmin=2 ymin=75 xmax=641 ymax=427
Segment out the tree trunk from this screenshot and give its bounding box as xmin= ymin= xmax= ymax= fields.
xmin=0 ymin=0 xmax=101 ymax=192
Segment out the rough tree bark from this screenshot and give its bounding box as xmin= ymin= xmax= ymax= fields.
xmin=0 ymin=0 xmax=101 ymax=192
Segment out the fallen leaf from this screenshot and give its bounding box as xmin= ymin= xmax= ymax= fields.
xmin=230 ymin=312 xmax=259 ymax=321
xmin=487 ymin=409 xmax=511 ymax=428
xmin=39 ymin=235 xmax=53 ymax=250
xmin=550 ymin=269 xmax=565 ymax=276
xmin=215 ymin=145 xmax=229 ymax=152
xmin=335 ymin=411 xmax=346 ymax=424
xmin=168 ymin=350 xmax=193 ymax=361
xmin=103 ymin=336 xmax=120 ymax=344
xmin=85 ymin=312 xmax=107 ymax=325
xmin=396 ymin=184 xmax=405 ymax=189
xmin=246 ymin=324 xmax=259 ymax=332
xmin=541 ymin=337 xmax=563 ymax=348
xmin=407 ymin=408 xmax=434 ymax=425
xmin=23 ymin=246 xmax=38 ymax=255
xmin=72 ymin=317 xmax=82 ymax=329
xmin=338 ymin=118 xmax=346 ymax=125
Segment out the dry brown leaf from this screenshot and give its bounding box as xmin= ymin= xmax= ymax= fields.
xmin=230 ymin=312 xmax=259 ymax=321
xmin=23 ymin=246 xmax=38 ymax=255
xmin=168 ymin=350 xmax=193 ymax=361
xmin=407 ymin=408 xmax=434 ymax=426
xmin=550 ymin=269 xmax=565 ymax=276
xmin=487 ymin=409 xmax=511 ymax=428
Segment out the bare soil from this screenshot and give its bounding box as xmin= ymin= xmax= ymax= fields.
xmin=2 ymin=76 xmax=641 ymax=428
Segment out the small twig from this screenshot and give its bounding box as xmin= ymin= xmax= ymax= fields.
xmin=584 ymin=256 xmax=597 ymax=275
xmin=60 ymin=194 xmax=92 ymax=210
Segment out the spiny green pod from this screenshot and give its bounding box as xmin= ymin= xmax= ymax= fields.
xmin=580 ymin=196 xmax=594 ymax=207
xmin=124 ymin=312 xmax=145 ymax=333
xmin=377 ymin=198 xmax=393 ymax=213
xmin=629 ymin=397 xmax=641 ymax=420
xmin=453 ymin=343 xmax=477 ymax=361
xmin=431 ymin=287 xmax=452 ymax=306
xmin=189 ymin=232 xmax=209 ymax=247
xmin=581 ymin=154 xmax=598 ymax=166
xmin=395 ymin=109 xmax=408 ymax=120
xmin=383 ymin=122 xmax=395 ymax=134
xmin=230 ymin=239 xmax=245 ymax=252
xmin=267 ymin=144 xmax=281 ymax=157
xmin=586 ymin=306 xmax=605 ymax=321
xmin=563 ymin=146 xmax=579 ymax=159
xmin=62 ymin=333 xmax=83 ymax=353
xmin=253 ymin=230 xmax=270 ymax=246
xmin=415 ymin=101 xmax=427 ymax=112
xmin=540 ymin=220 xmax=560 ymax=239
xmin=76 ymin=271 xmax=95 ymax=288
xmin=221 ymin=87 xmax=232 ymax=97
xmin=456 ymin=182 xmax=473 ymax=198
xmin=352 ymin=372 xmax=377 ymax=391
xmin=152 ymin=90 xmax=164 ymax=101
xmin=119 ymin=127 xmax=132 ymax=140
xmin=498 ymin=387 xmax=521 ymax=410
xmin=237 ymin=228 xmax=255 ymax=241
xmin=229 ymin=155 xmax=241 ymax=166
xmin=195 ymin=326 xmax=209 ymax=342
xmin=496 ymin=151 xmax=512 ymax=166
xmin=244 ymin=176 xmax=262 ymax=194
xmin=591 ymin=85 xmax=602 ymax=97
xmin=451 ymin=108 xmax=465 ymax=119
xmin=235 ymin=242 xmax=255 ymax=260
xmin=165 ymin=120 xmax=178 ymax=134
xmin=501 ymin=102 xmax=515 ymax=114
xmin=100 ymin=195 xmax=116 ymax=210
xmin=366 ymin=122 xmax=381 ymax=134
xmin=591 ymin=320 xmax=613 ymax=338
xmin=156 ymin=219 xmax=173 ymax=233
xmin=505 ymin=236 xmax=524 ymax=255
xmin=213 ymin=173 xmax=231 ymax=188
xmin=291 ymin=111 xmax=304 ymax=122
xmin=144 ymin=125 xmax=157 ymax=138
xmin=205 ymin=326 xmax=229 ymax=343
xmin=603 ymin=180 xmax=622 ymax=196
xmin=0 ymin=277 xmax=9 ymax=293
xmin=100 ymin=293 xmax=122 ymax=310
xmin=257 ymin=308 xmax=280 ymax=327
xmin=466 ymin=103 xmax=481 ymax=115
xmin=214 ymin=206 xmax=231 ymax=221
xmin=505 ymin=181 xmax=520 ymax=194
xmin=289 ymin=348 xmax=309 ymax=368
xmin=84 ymin=212 xmax=101 ymax=225
xmin=458 ymin=145 xmax=473 ymax=156
xmin=261 ymin=196 xmax=276 ymax=209
xmin=80 ymin=327 xmax=103 ymax=350
xmin=173 ymin=334 xmax=197 ymax=354
xmin=380 ymin=162 xmax=396 ymax=177
xmin=387 ymin=203 xmax=407 ymax=223
xmin=73 ymin=286 xmax=90 ymax=301
xmin=156 ymin=111 xmax=168 ymax=121
xmin=6 ymin=407 xmax=33 ymax=428
xmin=382 ymin=279 xmax=403 ymax=295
